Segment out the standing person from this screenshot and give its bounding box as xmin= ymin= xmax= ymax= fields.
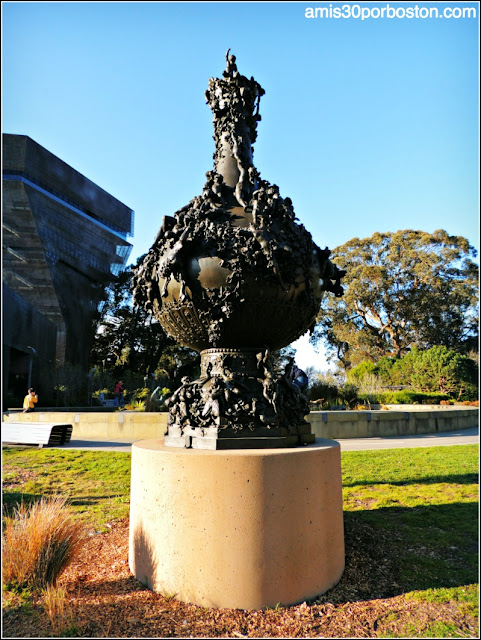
xmin=113 ymin=381 xmax=125 ymax=408
xmin=23 ymin=388 xmax=38 ymax=413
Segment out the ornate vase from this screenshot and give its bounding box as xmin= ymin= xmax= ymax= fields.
xmin=133 ymin=51 xmax=345 ymax=449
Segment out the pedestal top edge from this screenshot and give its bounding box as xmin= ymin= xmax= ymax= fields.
xmin=131 ymin=437 xmax=340 ymax=455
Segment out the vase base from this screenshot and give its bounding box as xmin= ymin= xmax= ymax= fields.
xmin=164 ymin=348 xmax=313 ymax=449
xmin=165 ymin=424 xmax=315 ymax=450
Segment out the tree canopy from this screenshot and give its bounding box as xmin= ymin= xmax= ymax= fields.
xmin=314 ymin=230 xmax=478 ymax=369
xmin=89 ymin=258 xmax=198 ymax=388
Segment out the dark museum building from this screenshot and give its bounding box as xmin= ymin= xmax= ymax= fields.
xmin=2 ymin=134 xmax=134 ymax=408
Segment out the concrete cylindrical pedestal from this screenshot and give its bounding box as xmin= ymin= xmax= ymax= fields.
xmin=129 ymin=438 xmax=344 ymax=610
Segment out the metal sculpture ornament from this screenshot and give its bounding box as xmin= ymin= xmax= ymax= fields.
xmin=133 ymin=51 xmax=345 ymax=449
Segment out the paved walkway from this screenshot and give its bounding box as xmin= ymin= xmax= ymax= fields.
xmin=337 ymin=426 xmax=478 ymax=451
xmin=45 ymin=426 xmax=479 ymax=452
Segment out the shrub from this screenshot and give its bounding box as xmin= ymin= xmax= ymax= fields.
xmin=384 ymin=390 xmax=419 ymax=404
xmin=339 ymin=383 xmax=359 ymax=408
xmin=129 ymin=387 xmax=150 ymax=403
xmin=355 ymin=373 xmax=385 ymax=395
xmin=347 ymin=361 xmax=377 ymax=384
xmin=92 ymin=387 xmax=110 ymax=399
xmin=456 ymin=384 xmax=479 ymax=402
xmin=2 ymin=496 xmax=85 ymax=590
xmin=410 ymin=391 xmax=452 ymax=404
xmin=460 ymin=400 xmax=479 ymax=407
xmin=308 ymin=378 xmax=340 ymax=406
xmin=409 ymin=346 xmax=478 ymax=398
xmin=349 ymin=347 xmax=479 ymax=401
xmin=353 ymin=404 xmax=371 ymax=411
xmin=357 ymin=392 xmax=382 ymax=405
xmin=131 ymin=400 xmax=146 ymax=412
xmin=364 ymin=373 xmax=382 ymax=393
xmin=369 ymin=390 xmax=452 ymax=405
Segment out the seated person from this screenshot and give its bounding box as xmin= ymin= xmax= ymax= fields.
xmin=285 ymin=357 xmax=309 ymax=394
xmin=23 ymin=388 xmax=38 ymax=413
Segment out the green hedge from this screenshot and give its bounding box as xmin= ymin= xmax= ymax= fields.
xmin=358 ymin=390 xmax=452 ymax=405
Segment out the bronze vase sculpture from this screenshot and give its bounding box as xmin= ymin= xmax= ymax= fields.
xmin=133 ymin=51 xmax=345 ymax=449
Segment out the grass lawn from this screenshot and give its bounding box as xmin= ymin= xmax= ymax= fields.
xmin=2 ymin=448 xmax=131 ymax=528
xmin=338 ymin=445 xmax=478 ymax=638
xmin=2 ymin=443 xmax=478 ymax=638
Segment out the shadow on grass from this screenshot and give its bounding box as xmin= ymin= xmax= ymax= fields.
xmin=2 ymin=492 xmax=44 ymax=516
xmin=69 ymin=496 xmax=129 ymax=507
xmin=2 ymin=491 xmax=127 ymax=517
xmin=342 ymin=471 xmax=478 ymax=488
xmin=323 ymin=502 xmax=478 ymax=604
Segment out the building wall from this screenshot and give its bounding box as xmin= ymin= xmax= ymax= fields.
xmin=3 ymin=135 xmax=134 ymax=237
xmin=2 ymin=134 xmax=134 ymax=408
xmin=3 ymin=284 xmax=58 ymax=407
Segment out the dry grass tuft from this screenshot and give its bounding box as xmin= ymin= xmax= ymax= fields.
xmin=2 ymin=495 xmax=86 ymax=590
xmin=42 ymin=584 xmax=76 ymax=635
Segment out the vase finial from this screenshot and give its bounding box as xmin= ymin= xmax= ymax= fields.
xmin=224 ymin=48 xmax=237 ymax=77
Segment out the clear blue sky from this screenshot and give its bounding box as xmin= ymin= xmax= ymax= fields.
xmin=2 ymin=1 xmax=479 ymax=370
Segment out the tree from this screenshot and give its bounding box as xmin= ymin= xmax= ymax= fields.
xmin=404 ymin=346 xmax=478 ymax=399
xmin=89 ymin=257 xmax=198 ymax=388
xmin=314 ymin=230 xmax=478 ymax=369
xmin=347 ymin=347 xmax=478 ymax=400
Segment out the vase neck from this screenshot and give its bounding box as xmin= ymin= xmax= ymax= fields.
xmin=206 ymin=52 xmax=264 ymax=199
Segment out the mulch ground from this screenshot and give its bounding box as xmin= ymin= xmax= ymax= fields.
xmin=2 ymin=518 xmax=478 ymax=638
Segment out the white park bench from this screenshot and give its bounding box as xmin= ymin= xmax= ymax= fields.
xmin=2 ymin=422 xmax=73 ymax=448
